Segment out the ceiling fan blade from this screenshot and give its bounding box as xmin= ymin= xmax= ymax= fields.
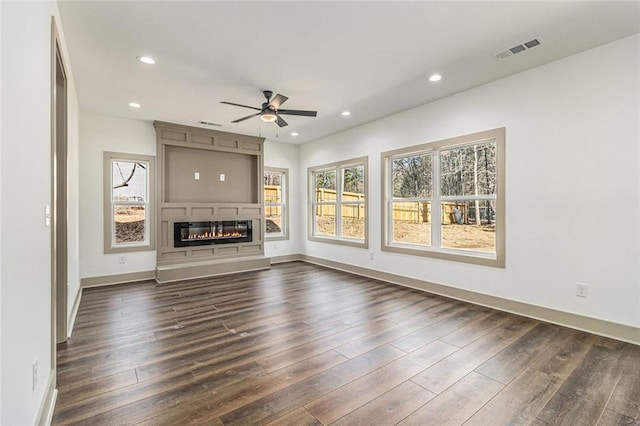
xmin=275 ymin=114 xmax=288 ymax=127
xmin=269 ymin=94 xmax=289 ymax=110
xmin=220 ymin=101 xmax=261 ymax=111
xmin=231 ymin=112 xmax=261 ymax=123
xmin=277 ymin=109 xmax=318 ymax=117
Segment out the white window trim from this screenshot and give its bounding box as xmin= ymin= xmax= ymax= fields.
xmin=381 ymin=128 xmax=505 ymax=267
xmin=308 ymin=156 xmax=368 ymax=248
xmin=103 ymin=151 xmax=156 ymax=254
xmin=264 ymin=167 xmax=289 ymax=241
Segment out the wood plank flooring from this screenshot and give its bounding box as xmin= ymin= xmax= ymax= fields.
xmin=53 ymin=262 xmax=640 ymax=425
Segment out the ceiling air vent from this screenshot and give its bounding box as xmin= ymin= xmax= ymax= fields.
xmin=524 ymin=38 xmax=541 ymax=49
xmin=198 ymin=120 xmax=222 ymax=127
xmin=493 ymin=37 xmax=542 ymax=60
xmin=509 ymin=44 xmax=526 ymax=55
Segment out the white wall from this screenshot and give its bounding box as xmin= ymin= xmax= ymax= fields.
xmin=300 ymin=34 xmax=640 ymax=328
xmin=1 ymin=1 xmax=81 ymax=424
xmin=79 ymin=112 xmax=157 ymax=279
xmin=264 ymin=140 xmax=301 ymax=258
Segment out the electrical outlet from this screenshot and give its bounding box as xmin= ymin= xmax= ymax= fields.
xmin=272 ymin=242 xmax=279 ymax=250
xmin=118 ymin=255 xmax=126 ymax=264
xmin=194 ymin=172 xmax=200 ymax=180
xmin=32 ymin=359 xmax=38 ymax=391
xmin=220 ymin=173 xmax=226 ymax=182
xmin=369 ymin=251 xmax=374 ymax=260
xmin=576 ymin=282 xmax=589 ymax=298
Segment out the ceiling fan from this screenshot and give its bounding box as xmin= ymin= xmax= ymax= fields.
xmin=221 ymin=90 xmax=317 ymax=127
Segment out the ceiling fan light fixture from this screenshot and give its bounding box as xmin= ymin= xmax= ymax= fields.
xmin=260 ymin=111 xmax=278 ymax=123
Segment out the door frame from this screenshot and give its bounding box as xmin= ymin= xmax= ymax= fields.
xmin=50 ymin=17 xmax=68 ymax=373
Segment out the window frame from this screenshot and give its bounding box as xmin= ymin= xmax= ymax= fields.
xmin=308 ymin=156 xmax=368 ymax=248
xmin=264 ymin=167 xmax=289 ymax=241
xmin=103 ymin=151 xmax=156 ymax=254
xmin=381 ymin=128 xmax=505 ymax=267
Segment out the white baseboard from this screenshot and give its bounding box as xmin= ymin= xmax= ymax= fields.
xmin=80 ymin=270 xmax=156 ymax=288
xmin=270 ymin=254 xmax=303 ymax=264
xmin=67 ymin=286 xmax=82 ymax=337
xmin=35 ymin=371 xmax=57 ymax=426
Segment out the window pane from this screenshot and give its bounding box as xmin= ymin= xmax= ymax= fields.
xmin=264 ymin=172 xmax=282 ymax=203
xmin=341 ymin=204 xmax=365 ymax=239
xmin=342 ymin=165 xmax=364 ymax=195
xmin=392 ymin=154 xmax=432 ymax=198
xmin=342 ymin=165 xmax=365 ymax=239
xmin=264 ymin=171 xmax=282 ymax=187
xmin=440 ymin=141 xmax=496 ymax=197
xmin=315 ymin=204 xmax=336 ymax=236
xmin=392 ymin=201 xmax=431 ymax=246
xmin=441 ymin=200 xmax=495 ymax=253
xmin=114 ymin=205 xmax=146 ymax=244
xmin=315 ymin=169 xmax=336 ymax=202
xmin=112 ymin=160 xmax=147 ymax=201
xmin=315 ymin=170 xmax=336 ymax=191
xmin=266 ymin=205 xmax=283 ymax=235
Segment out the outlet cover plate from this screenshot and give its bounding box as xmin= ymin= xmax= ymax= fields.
xmin=576 ymin=282 xmax=589 ymax=298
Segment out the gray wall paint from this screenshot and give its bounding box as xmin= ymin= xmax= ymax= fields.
xmin=165 ymin=146 xmax=257 ymax=203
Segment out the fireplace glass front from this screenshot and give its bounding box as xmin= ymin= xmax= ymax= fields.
xmin=174 ymin=220 xmax=252 ymax=247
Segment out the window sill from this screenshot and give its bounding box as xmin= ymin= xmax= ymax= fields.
xmin=104 ymin=243 xmax=155 ymax=254
xmin=266 ymin=234 xmax=289 ymax=242
xmin=309 ymin=235 xmax=368 ymax=249
xmin=382 ymin=243 xmax=503 ymax=268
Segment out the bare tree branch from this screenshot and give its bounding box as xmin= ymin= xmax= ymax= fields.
xmin=113 ymin=163 xmax=138 ymax=189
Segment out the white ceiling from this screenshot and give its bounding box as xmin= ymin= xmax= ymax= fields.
xmin=58 ymin=1 xmax=640 ymax=144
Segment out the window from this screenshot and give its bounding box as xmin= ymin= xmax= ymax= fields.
xmin=382 ymin=128 xmax=504 ymax=267
xmin=309 ymin=157 xmax=368 ymax=247
xmin=103 ymin=152 xmax=155 ymax=253
xmin=264 ymin=168 xmax=289 ymax=240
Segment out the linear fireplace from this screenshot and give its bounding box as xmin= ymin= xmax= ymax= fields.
xmin=174 ymin=220 xmax=252 ymax=247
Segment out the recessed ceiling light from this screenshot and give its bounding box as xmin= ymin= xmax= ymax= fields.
xmin=291 ymin=132 xmax=299 ymax=136
xmin=129 ymin=102 xmax=141 ymax=108
xmin=137 ymin=56 xmax=156 ymax=65
xmin=429 ymin=74 xmax=442 ymax=82
xmin=341 ymin=111 xmax=351 ymax=116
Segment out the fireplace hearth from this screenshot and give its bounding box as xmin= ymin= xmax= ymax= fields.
xmin=174 ymin=220 xmax=252 ymax=247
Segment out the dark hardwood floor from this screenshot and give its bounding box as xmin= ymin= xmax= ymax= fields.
xmin=53 ymin=262 xmax=640 ymax=425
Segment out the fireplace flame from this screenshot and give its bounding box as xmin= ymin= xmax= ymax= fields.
xmin=185 ymin=231 xmax=243 ymax=241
